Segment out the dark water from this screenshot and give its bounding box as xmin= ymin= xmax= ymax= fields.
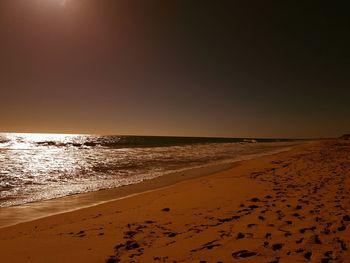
xmin=0 ymin=134 xmax=297 ymax=149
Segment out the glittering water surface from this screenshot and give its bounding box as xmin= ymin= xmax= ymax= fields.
xmin=0 ymin=133 xmax=302 ymax=207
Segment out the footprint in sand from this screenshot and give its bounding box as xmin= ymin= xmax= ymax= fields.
xmin=232 ymin=250 xmax=258 ymax=258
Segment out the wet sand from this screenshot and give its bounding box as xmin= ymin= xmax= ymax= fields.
xmin=0 ymin=162 xmax=236 ymax=228
xmin=1 ymin=139 xmax=350 ymax=262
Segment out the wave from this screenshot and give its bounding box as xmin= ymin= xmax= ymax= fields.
xmin=0 ymin=133 xmax=304 ymax=207
xmin=28 ymin=136 xmax=297 ymax=149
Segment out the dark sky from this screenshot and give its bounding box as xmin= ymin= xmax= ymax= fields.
xmin=0 ymin=0 xmax=349 ymax=138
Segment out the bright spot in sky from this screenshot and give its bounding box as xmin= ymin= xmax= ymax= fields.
xmin=54 ymin=0 xmax=67 ymax=7
xmin=37 ymin=0 xmax=67 ymax=7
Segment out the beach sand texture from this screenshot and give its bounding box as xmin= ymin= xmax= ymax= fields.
xmin=0 ymin=139 xmax=350 ymax=262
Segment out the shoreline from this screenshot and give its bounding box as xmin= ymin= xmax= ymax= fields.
xmin=3 ymin=140 xmax=347 ymax=263
xmin=0 ymin=161 xmax=236 ymax=229
xmin=0 ymin=143 xmax=304 ymax=229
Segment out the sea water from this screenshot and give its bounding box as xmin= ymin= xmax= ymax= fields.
xmin=0 ymin=133 xmax=302 ymax=207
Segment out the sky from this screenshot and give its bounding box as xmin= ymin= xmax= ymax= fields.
xmin=0 ymin=0 xmax=349 ymax=138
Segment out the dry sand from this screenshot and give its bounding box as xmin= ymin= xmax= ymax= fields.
xmin=0 ymin=139 xmax=350 ymax=263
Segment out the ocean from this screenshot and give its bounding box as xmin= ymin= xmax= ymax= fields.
xmin=0 ymin=133 xmax=302 ymax=207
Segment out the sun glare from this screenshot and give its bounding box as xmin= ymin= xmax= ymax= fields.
xmin=37 ymin=0 xmax=67 ymax=8
xmin=51 ymin=0 xmax=67 ymax=7
xmin=59 ymin=0 xmax=67 ymax=6
xmin=3 ymin=133 xmax=81 ymax=149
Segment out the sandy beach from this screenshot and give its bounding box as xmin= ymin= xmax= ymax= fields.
xmin=1 ymin=139 xmax=350 ymax=263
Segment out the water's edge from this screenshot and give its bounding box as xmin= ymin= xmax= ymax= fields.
xmin=0 ymin=143 xmax=307 ymax=229
xmin=0 ymin=133 xmax=305 ymax=207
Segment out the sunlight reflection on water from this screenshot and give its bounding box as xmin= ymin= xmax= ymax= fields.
xmin=0 ymin=133 xmax=301 ymax=207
